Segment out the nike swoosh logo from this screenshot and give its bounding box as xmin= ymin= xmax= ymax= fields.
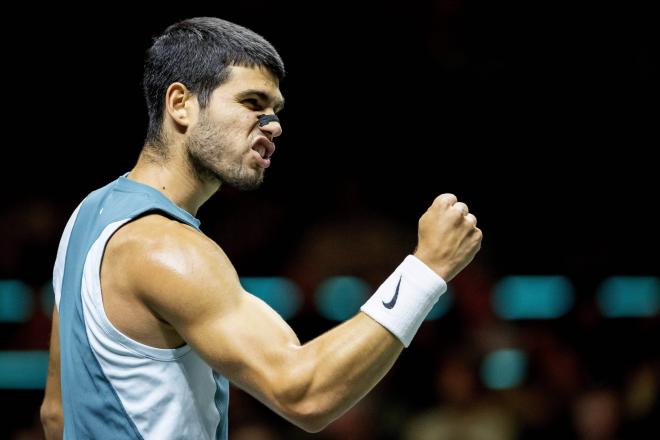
xmin=382 ymin=275 xmax=402 ymax=309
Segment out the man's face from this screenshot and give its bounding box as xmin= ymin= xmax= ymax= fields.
xmin=185 ymin=65 xmax=284 ymax=190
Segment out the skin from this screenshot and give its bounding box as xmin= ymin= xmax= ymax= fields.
xmin=41 ymin=65 xmax=482 ymax=436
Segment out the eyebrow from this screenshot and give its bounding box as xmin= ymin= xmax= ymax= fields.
xmin=238 ymin=89 xmax=285 ymax=113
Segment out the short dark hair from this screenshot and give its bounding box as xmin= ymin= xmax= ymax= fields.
xmin=143 ymin=17 xmax=285 ymax=148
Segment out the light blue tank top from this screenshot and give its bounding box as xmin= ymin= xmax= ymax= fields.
xmin=52 ymin=173 xmax=229 ymax=439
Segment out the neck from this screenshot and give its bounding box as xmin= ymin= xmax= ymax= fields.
xmin=127 ymin=147 xmax=221 ymax=216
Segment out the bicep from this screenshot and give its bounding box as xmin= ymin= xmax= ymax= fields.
xmin=187 ymin=287 xmax=304 ymax=396
xmin=137 ymin=235 xmax=304 ymax=405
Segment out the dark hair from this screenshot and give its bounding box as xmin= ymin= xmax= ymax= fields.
xmin=143 ymin=17 xmax=285 ymax=148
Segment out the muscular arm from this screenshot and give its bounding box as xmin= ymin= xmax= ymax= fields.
xmin=124 ymin=218 xmax=402 ymax=433
xmin=41 ymin=307 xmax=63 ymax=440
xmin=119 ymin=193 xmax=481 ymax=433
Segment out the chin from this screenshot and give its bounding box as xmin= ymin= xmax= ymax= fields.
xmin=220 ymin=171 xmax=264 ymax=191
xmin=231 ymin=180 xmax=263 ymax=191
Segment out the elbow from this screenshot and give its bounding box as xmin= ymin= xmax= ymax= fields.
xmin=40 ymin=400 xmax=63 ymax=438
xmin=283 ymin=402 xmax=332 ymax=433
xmin=299 ymin=422 xmax=328 ymax=434
xmin=294 ymin=409 xmax=331 ymax=433
xmin=273 ymin=382 xmax=333 ymax=433
xmin=269 ymin=353 xmax=344 ymax=433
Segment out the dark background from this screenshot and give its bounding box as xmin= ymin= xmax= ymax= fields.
xmin=1 ymin=2 xmax=658 ymax=438
xmin=4 ymin=2 xmax=658 ymax=278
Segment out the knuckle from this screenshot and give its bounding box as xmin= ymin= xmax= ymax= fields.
xmin=452 ymin=202 xmax=468 ymax=213
xmin=447 ymin=209 xmax=463 ymax=222
xmin=435 ymin=193 xmax=457 ymax=207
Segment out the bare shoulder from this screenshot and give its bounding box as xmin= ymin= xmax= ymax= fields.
xmin=109 ymin=213 xmax=215 ymax=256
xmin=107 ymin=213 xmax=242 ymax=323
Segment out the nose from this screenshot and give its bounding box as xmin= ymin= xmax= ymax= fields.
xmin=260 ymin=119 xmax=283 ymax=139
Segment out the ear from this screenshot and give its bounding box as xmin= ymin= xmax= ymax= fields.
xmin=165 ymin=82 xmax=198 ymax=129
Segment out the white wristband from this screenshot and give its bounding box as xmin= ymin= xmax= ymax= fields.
xmin=360 ymin=255 xmax=447 ymax=347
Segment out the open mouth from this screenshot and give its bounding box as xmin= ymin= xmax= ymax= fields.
xmin=252 ymin=138 xmax=275 ymax=160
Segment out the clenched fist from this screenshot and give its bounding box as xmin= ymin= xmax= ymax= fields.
xmin=413 ymin=194 xmax=482 ymax=282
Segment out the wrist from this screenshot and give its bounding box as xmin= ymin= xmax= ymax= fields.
xmin=360 ymin=255 xmax=448 ymax=347
xmin=412 ymin=252 xmax=452 ymax=281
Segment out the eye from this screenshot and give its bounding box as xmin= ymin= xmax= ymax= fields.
xmin=243 ymin=98 xmax=263 ymax=110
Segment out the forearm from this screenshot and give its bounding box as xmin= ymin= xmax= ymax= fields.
xmin=280 ymin=312 xmax=403 ymax=431
xmin=275 ymin=256 xmax=447 ymax=430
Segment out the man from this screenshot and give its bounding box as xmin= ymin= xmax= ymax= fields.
xmin=40 ymin=17 xmax=482 ymax=439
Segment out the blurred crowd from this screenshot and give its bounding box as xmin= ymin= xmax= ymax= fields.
xmin=1 ymin=197 xmax=658 ymax=439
